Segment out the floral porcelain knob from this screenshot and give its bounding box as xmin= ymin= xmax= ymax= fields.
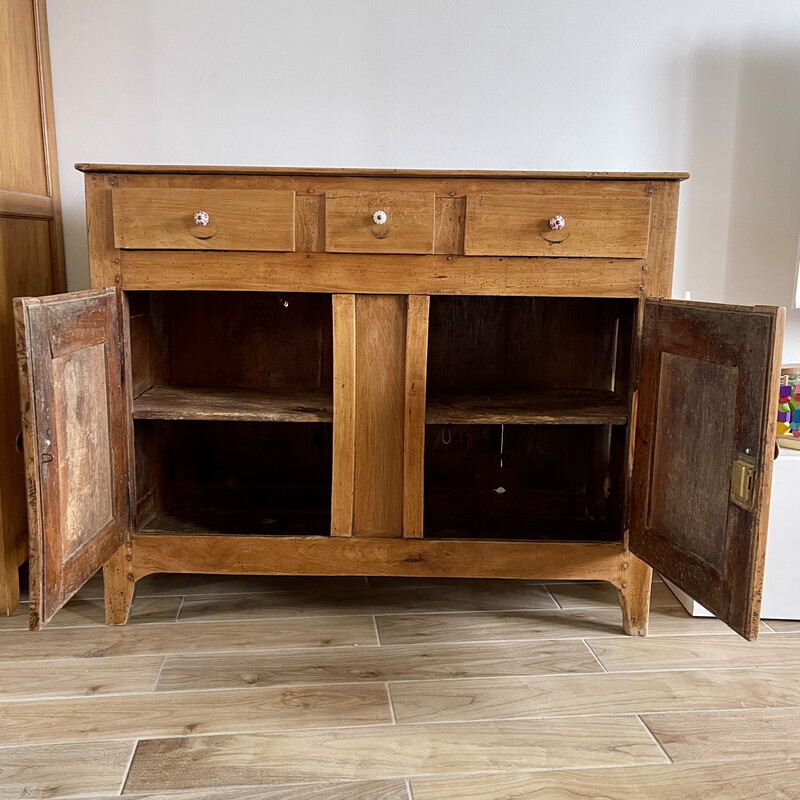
xmin=373 ymin=210 xmax=388 ymax=225
xmin=194 ymin=210 xmax=210 ymax=227
xmin=548 ymin=215 xmax=565 ymax=231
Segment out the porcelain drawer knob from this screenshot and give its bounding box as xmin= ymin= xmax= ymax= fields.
xmin=373 ymin=210 xmax=388 ymax=225
xmin=194 ymin=210 xmax=210 ymax=226
xmin=549 ymin=214 xmax=565 ymax=231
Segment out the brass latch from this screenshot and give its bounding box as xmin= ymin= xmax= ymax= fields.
xmin=730 ymin=453 xmax=756 ymax=510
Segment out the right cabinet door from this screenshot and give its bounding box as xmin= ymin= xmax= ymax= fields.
xmin=631 ymin=299 xmax=784 ymax=640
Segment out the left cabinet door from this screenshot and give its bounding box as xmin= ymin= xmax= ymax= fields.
xmin=14 ymin=288 xmax=131 ymax=629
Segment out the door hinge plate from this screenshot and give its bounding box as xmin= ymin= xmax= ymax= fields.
xmin=730 ymin=453 xmax=756 ymax=510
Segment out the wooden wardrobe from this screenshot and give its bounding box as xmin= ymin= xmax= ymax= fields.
xmin=14 ymin=165 xmax=783 ymax=640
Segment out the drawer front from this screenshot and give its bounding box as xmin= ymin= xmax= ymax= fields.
xmin=325 ymin=191 xmax=435 ymax=254
xmin=465 ymin=194 xmax=651 ymax=258
xmin=113 ymin=188 xmax=296 ymax=251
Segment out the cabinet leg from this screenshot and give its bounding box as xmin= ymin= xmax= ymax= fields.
xmin=617 ymin=554 xmax=652 ymax=636
xmin=0 ymin=549 xmax=20 ymax=616
xmin=103 ymin=543 xmax=135 ymax=625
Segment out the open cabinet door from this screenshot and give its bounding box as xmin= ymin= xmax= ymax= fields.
xmin=14 ymin=289 xmax=131 ymax=630
xmin=631 ymin=299 xmax=784 ymax=640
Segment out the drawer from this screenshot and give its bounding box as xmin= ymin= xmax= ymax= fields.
xmin=325 ymin=191 xmax=435 ymax=254
xmin=464 ymin=194 xmax=651 ymax=258
xmin=112 ymin=188 xmax=296 ymax=251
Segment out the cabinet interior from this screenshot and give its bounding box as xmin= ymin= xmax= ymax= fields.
xmin=128 ymin=291 xmax=334 ymax=535
xmin=424 ymin=296 xmax=635 ymax=541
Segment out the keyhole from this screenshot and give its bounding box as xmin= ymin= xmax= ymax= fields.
xmin=15 ymin=431 xmax=23 ymax=453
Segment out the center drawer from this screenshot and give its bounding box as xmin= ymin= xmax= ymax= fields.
xmin=465 ymin=194 xmax=651 ymax=258
xmin=112 ymin=188 xmax=296 ymax=251
xmin=325 ymin=190 xmax=436 ymax=254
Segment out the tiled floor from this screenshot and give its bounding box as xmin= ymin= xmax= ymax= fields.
xmin=0 ymin=573 xmax=797 ymax=799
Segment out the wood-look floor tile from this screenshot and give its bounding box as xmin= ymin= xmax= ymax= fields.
xmin=410 ymin=758 xmax=800 ymax=800
xmin=178 ymin=582 xmax=557 ymax=622
xmin=156 ymin=639 xmax=600 ymax=692
xmin=135 ymin=574 xmax=370 ymax=597
xmin=0 ymin=740 xmax=134 ymax=799
xmin=0 ymin=596 xmax=182 ymax=631
xmin=124 ymin=716 xmax=666 ymax=792
xmin=764 ymin=618 xmax=800 ymax=633
xmin=0 ymin=655 xmax=163 ymax=701
xmin=85 ymin=780 xmax=408 ymax=799
xmin=588 ymin=633 xmax=800 ymax=672
xmin=643 ymin=707 xmax=800 ymax=763
xmin=0 ymin=616 xmax=378 ymax=660
xmin=547 ymin=580 xmax=679 ymax=610
xmin=376 ymin=606 xmax=741 ymax=646
xmin=389 ymin=666 xmax=800 ymax=723
xmin=0 ymin=683 xmax=392 ymax=746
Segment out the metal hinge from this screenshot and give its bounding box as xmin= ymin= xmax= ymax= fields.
xmin=730 ymin=453 xmax=756 ymax=510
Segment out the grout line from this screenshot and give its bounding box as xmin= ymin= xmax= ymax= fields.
xmin=635 ymin=713 xmax=674 ymax=764
xmin=542 ymin=584 xmax=563 ymax=609
xmin=406 ymin=777 xmax=414 ymax=800
xmin=174 ymin=594 xmax=186 ymax=622
xmin=373 ymin=615 xmax=382 ymax=645
xmin=386 ymin=682 xmax=397 ymax=724
xmin=152 ymin=654 xmax=168 ymax=692
xmin=581 ymin=638 xmax=607 ymax=672
xmin=119 ymin=738 xmax=139 ymax=796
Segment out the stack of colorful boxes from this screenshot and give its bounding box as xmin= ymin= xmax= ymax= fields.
xmin=777 ymin=371 xmax=800 ymax=447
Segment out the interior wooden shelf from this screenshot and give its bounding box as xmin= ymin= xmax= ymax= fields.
xmin=426 ymin=389 xmax=628 ymax=425
xmin=133 ymin=385 xmax=333 ymax=423
xmin=137 ymin=507 xmax=330 ymax=537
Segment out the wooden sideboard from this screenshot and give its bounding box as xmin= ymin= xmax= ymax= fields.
xmin=13 ymin=166 xmax=783 ymax=640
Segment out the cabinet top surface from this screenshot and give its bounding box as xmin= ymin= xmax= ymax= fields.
xmin=75 ymin=163 xmax=690 ymax=181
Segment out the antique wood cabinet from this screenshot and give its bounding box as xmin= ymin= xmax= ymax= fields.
xmin=14 ymin=166 xmax=784 ymax=640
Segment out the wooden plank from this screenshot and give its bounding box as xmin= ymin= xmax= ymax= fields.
xmin=427 ymin=389 xmax=628 ymax=425
xmin=389 ymin=666 xmax=800 ymax=724
xmin=0 ymin=190 xmax=53 ymax=217
xmin=133 ymin=386 xmax=333 ymax=423
xmin=76 ymin=164 xmax=690 ymax=180
xmin=119 ymin=250 xmax=646 ymax=297
xmin=0 ymin=741 xmax=134 ymax=799
xmin=131 ymin=536 xmax=625 ymax=582
xmin=0 ymin=654 xmax=163 ymax=701
xmin=376 ymin=606 xmax=756 ymax=646
xmin=0 ymin=683 xmax=392 ymax=747
xmin=325 ymin=191 xmax=435 ymax=254
xmin=156 ymin=639 xmax=600 ymax=693
xmin=330 ymin=294 xmax=356 ymax=537
xmin=403 ymin=295 xmax=429 ymax=538
xmin=643 ymin=708 xmax=800 ymax=764
xmin=465 ymin=194 xmax=651 ymax=257
xmin=85 ymin=172 xmax=119 ymax=288
xmin=124 ymin=716 xmax=667 ymax=791
xmin=0 ymin=615 xmax=378 ymax=661
xmin=645 ymin=180 xmax=681 ymax=297
xmin=113 ymin=188 xmax=296 ymax=251
xmin=411 ymin=759 xmax=800 ymax=800
xmin=114 ymin=782 xmax=410 ymax=800
xmin=173 ymin=581 xmax=557 ymax=622
xmin=587 ymin=632 xmax=800 ymax=672
xmin=352 ymin=295 xmax=406 ymax=537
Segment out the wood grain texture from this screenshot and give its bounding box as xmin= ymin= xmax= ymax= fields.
xmin=118 ymin=250 xmax=646 ymax=296
xmin=0 ymin=740 xmax=134 ymax=799
xmin=352 ymin=295 xmax=406 ymax=537
xmin=644 ymin=181 xmax=681 ymax=297
xmin=587 ymin=632 xmax=800 ymax=672
xmin=330 ymin=294 xmax=356 ymax=537
xmin=617 ymin=554 xmax=653 ymax=636
xmin=115 ymin=781 xmax=410 ymax=800
xmin=410 ymin=759 xmax=800 ymax=800
xmin=155 ymin=638 xmax=599 ymax=692
xmin=133 ymin=386 xmax=333 ymax=423
xmin=642 ymin=708 xmax=800 ymax=764
xmin=0 ymin=683 xmax=392 ymax=747
xmin=325 ymin=191 xmax=435 ymax=254
xmin=403 ymin=295 xmax=429 ymax=538
xmin=0 ymin=654 xmax=163 ymax=701
xmin=426 ymin=389 xmax=628 ymax=424
xmin=548 ymin=579 xmax=679 ymax=610
xmin=113 ymin=188 xmax=296 ymax=251
xmin=465 ymin=194 xmax=651 ymax=257
xmin=0 ymin=615 xmax=377 ymax=660
xmin=124 ymin=716 xmax=666 ymax=791
xmin=388 ymin=666 xmax=800 ymax=723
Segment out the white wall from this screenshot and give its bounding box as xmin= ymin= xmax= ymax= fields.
xmin=47 ymin=0 xmax=800 ymax=356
